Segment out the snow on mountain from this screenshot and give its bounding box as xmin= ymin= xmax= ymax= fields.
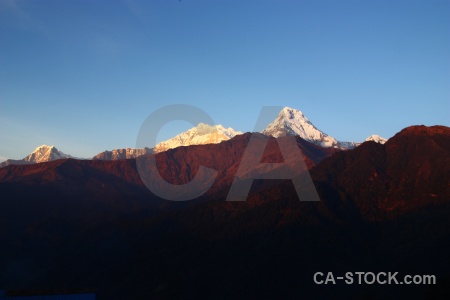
xmin=262 ymin=107 xmax=353 ymax=148
xmin=365 ymin=134 xmax=387 ymax=144
xmin=154 ymin=123 xmax=242 ymax=153
xmin=92 ymin=123 xmax=242 ymax=160
xmin=261 ymin=107 xmax=366 ymax=149
xmin=23 ymin=145 xmax=73 ymax=163
xmin=0 ymin=145 xmax=74 ymax=168
xmin=93 ymin=147 xmax=153 ymax=160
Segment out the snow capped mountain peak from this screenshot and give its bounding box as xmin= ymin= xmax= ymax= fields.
xmin=365 ymin=134 xmax=387 ymax=144
xmin=262 ymin=107 xmax=340 ymax=148
xmin=262 ymin=107 xmax=366 ymax=149
xmin=190 ymin=123 xmax=240 ymax=138
xmin=33 ymin=144 xmax=55 ymax=152
xmin=154 ymin=123 xmax=242 ymax=153
xmin=281 ymin=106 xmax=306 ymax=118
xmin=24 ymin=144 xmax=72 ymax=163
xmin=0 ymin=144 xmax=75 ymax=168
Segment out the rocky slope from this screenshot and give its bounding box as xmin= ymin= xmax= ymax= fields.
xmin=93 ymin=147 xmax=153 ymax=160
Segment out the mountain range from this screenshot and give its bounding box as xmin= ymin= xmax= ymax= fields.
xmin=0 ymin=107 xmax=384 ymax=167
xmin=0 ymin=124 xmax=448 ymax=299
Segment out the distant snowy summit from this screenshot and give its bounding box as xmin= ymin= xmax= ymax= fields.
xmin=154 ymin=123 xmax=242 ymax=153
xmin=24 ymin=145 xmax=74 ymax=163
xmin=262 ymin=107 xmax=359 ymax=149
xmin=0 ymin=145 xmax=73 ymax=168
xmin=93 ymin=123 xmax=242 ymax=160
xmin=365 ymin=134 xmax=387 ymax=144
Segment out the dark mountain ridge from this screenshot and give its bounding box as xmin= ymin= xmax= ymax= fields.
xmin=0 ymin=126 xmax=449 ymax=299
xmin=311 ymin=125 xmax=450 ymax=219
xmin=0 ymin=133 xmax=337 ymax=205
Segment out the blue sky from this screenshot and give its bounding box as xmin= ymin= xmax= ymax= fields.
xmin=1 ymin=0 xmax=449 ymax=161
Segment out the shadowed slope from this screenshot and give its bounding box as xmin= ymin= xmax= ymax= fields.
xmin=0 ymin=126 xmax=449 ymax=299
